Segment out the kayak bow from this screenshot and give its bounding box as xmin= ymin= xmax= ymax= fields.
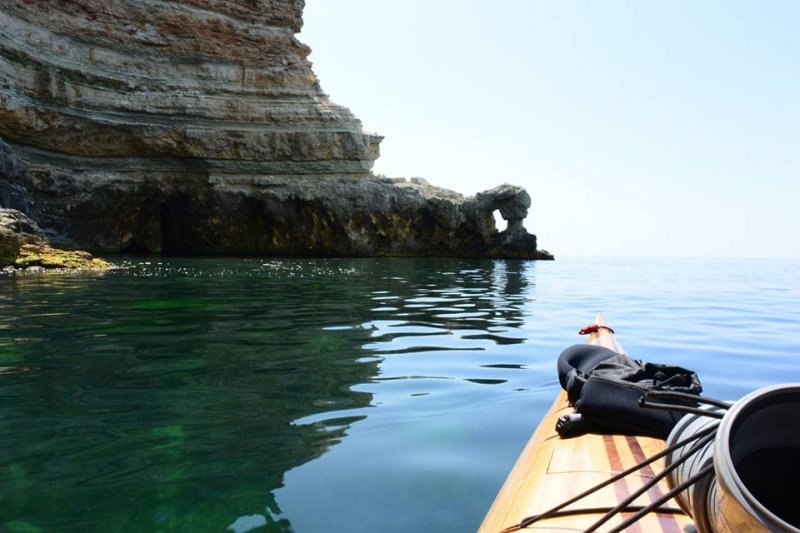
xmin=479 ymin=315 xmax=694 ymax=532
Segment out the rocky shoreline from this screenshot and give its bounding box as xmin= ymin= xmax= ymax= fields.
xmin=0 ymin=208 xmax=111 ymax=272
xmin=0 ymin=1 xmax=552 ymax=261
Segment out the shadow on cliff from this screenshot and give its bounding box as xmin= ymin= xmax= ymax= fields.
xmin=0 ymin=139 xmax=552 ymax=260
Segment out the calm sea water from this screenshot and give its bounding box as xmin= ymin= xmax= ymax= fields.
xmin=1 ymin=257 xmax=799 ymax=532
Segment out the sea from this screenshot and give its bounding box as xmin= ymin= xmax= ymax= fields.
xmin=1 ymin=256 xmax=799 ymax=532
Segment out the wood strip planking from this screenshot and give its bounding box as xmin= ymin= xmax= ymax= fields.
xmin=478 ymin=316 xmax=694 ymax=532
xmin=625 ymin=436 xmax=683 ymax=533
xmin=603 ymin=435 xmax=643 ymax=533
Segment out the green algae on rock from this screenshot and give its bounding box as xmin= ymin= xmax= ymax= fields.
xmin=14 ymin=243 xmax=111 ymax=271
xmin=0 ymin=1 xmax=551 ymax=259
xmin=0 ymin=208 xmax=111 ymax=271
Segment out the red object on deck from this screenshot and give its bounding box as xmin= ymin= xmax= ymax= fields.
xmin=578 ymin=324 xmax=616 ymax=335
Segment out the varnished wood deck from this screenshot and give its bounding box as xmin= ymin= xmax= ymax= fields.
xmin=478 ymin=316 xmax=695 ymax=532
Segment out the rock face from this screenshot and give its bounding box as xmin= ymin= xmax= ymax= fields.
xmin=0 ymin=1 xmax=552 ymax=259
xmin=0 ymin=208 xmax=110 ymax=270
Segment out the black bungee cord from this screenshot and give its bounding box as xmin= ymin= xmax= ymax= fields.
xmin=603 ymin=464 xmax=715 ymax=533
xmin=643 ymin=389 xmax=732 ymax=411
xmin=499 ymin=392 xmax=728 ymax=533
xmin=639 ymin=390 xmax=731 ymax=418
xmin=498 ymin=422 xmax=719 ymax=533
xmin=583 ymin=430 xmax=717 ymax=532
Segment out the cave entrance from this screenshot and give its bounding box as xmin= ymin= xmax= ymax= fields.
xmin=160 ymin=196 xmax=191 ymax=255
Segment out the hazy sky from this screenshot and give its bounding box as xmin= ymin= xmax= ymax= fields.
xmin=301 ymin=1 xmax=800 ymax=258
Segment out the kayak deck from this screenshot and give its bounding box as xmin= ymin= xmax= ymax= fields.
xmin=478 ymin=317 xmax=695 ymax=532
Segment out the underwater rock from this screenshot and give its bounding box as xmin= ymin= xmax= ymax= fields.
xmin=0 ymin=1 xmax=551 ymax=259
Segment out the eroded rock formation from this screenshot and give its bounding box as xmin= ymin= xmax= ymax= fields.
xmin=0 ymin=0 xmax=552 ymax=259
xmin=0 ymin=208 xmax=110 ymax=270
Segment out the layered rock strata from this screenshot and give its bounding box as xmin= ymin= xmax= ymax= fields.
xmin=0 ymin=0 xmax=551 ymax=259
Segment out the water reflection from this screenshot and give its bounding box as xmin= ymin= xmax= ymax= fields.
xmin=272 ymin=259 xmax=540 ymax=533
xmin=0 ymin=258 xmax=536 ymax=532
xmin=360 ymin=259 xmax=533 ymax=387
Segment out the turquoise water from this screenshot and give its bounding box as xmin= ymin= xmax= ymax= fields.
xmin=1 ymin=257 xmax=799 ymax=532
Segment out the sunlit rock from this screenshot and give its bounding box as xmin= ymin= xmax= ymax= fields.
xmin=0 ymin=208 xmax=110 ymax=270
xmin=0 ymin=1 xmax=551 ymax=259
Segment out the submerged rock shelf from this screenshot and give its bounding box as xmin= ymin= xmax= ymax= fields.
xmin=0 ymin=0 xmax=551 ymax=259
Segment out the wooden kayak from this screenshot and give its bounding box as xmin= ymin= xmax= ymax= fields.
xmin=478 ymin=315 xmax=695 ymax=532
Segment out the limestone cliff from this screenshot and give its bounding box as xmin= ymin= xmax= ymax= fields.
xmin=0 ymin=0 xmax=551 ymax=259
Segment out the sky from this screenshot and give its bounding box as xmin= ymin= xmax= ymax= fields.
xmin=301 ymin=1 xmax=800 ymax=258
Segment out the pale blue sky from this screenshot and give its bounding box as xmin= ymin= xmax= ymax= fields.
xmin=302 ymin=1 xmax=800 ymax=258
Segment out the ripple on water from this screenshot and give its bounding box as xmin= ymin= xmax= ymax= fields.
xmin=2 ymin=257 xmax=800 ymax=533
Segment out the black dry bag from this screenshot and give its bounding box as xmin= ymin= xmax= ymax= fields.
xmin=556 ymin=344 xmax=702 ymax=439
